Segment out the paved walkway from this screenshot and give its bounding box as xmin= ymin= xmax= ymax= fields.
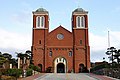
xmin=35 ymin=73 xmax=97 ymax=80
xmin=19 ymin=73 xmax=118 ymax=80
xmin=88 ymin=73 xmax=116 ymax=80
xmin=18 ymin=73 xmax=45 ymax=80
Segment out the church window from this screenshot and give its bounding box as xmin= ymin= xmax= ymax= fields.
xmin=49 ymin=51 xmax=52 ymax=57
xmin=41 ymin=16 xmax=44 ymax=27
xmin=76 ymin=16 xmax=85 ymax=28
xmin=37 ymin=17 xmax=40 ymax=27
xmin=77 ymin=16 xmax=81 ymax=27
xmin=62 ymin=48 xmax=64 ymax=50
xmin=81 ymin=16 xmax=85 ymax=27
xmin=39 ymin=40 xmax=41 ymax=44
xmin=80 ymin=40 xmax=82 ymax=45
xmin=36 ymin=16 xmax=44 ymax=28
xmin=57 ymin=33 xmax=64 ymax=40
xmin=69 ymin=51 xmax=72 ymax=57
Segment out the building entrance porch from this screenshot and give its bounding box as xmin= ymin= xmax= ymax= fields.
xmin=57 ymin=63 xmax=65 ymax=73
xmin=54 ymin=57 xmax=67 ymax=73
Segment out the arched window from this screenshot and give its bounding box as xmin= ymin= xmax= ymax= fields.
xmin=41 ymin=16 xmax=44 ymax=27
xmin=49 ymin=51 xmax=52 ymax=57
xmin=36 ymin=16 xmax=44 ymax=28
xmin=37 ymin=17 xmax=40 ymax=27
xmin=69 ymin=51 xmax=72 ymax=57
xmin=81 ymin=16 xmax=85 ymax=27
xmin=76 ymin=16 xmax=85 ymax=28
xmin=77 ymin=16 xmax=81 ymax=27
xmin=80 ymin=40 xmax=82 ymax=45
xmin=39 ymin=40 xmax=41 ymax=44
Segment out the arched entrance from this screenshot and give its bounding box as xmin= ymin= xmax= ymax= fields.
xmin=38 ymin=64 xmax=42 ymax=72
xmin=54 ymin=57 xmax=67 ymax=73
xmin=57 ymin=63 xmax=65 ymax=73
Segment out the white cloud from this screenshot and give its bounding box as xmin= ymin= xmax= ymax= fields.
xmin=90 ymin=31 xmax=120 ymax=52
xmin=89 ymin=32 xmax=108 ymax=52
xmin=110 ymin=31 xmax=120 ymax=48
xmin=90 ymin=30 xmax=120 ymax=62
xmin=0 ymin=28 xmax=31 ymax=51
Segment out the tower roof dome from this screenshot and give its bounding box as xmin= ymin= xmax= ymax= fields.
xmin=35 ymin=8 xmax=48 ymax=12
xmin=73 ymin=8 xmax=85 ymax=12
xmin=72 ymin=8 xmax=88 ymax=15
xmin=33 ymin=7 xmax=49 ymax=15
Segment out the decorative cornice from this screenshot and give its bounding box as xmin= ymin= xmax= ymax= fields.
xmin=46 ymin=46 xmax=73 ymax=48
xmin=73 ymin=28 xmax=88 ymax=29
xmin=72 ymin=12 xmax=88 ymax=15
xmin=33 ymin=28 xmax=48 ymax=30
xmin=32 ymin=11 xmax=49 ymax=15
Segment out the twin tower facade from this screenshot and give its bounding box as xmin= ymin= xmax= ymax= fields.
xmin=32 ymin=8 xmax=90 ymax=73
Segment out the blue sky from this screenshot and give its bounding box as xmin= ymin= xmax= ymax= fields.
xmin=0 ymin=0 xmax=120 ymax=62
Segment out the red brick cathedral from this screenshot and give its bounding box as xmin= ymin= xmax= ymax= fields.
xmin=32 ymin=7 xmax=90 ymax=73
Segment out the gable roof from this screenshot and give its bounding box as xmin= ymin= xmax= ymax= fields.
xmin=49 ymin=25 xmax=72 ymax=35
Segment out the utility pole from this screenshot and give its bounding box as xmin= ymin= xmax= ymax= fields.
xmin=108 ymin=31 xmax=110 ymax=48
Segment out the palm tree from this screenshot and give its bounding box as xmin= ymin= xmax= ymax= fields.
xmin=10 ymin=58 xmax=17 ymax=68
xmin=16 ymin=52 xmax=30 ymax=69
xmin=16 ymin=52 xmax=24 ymax=59
xmin=25 ymin=50 xmax=33 ymax=64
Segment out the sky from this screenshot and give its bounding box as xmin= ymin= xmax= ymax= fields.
xmin=0 ymin=0 xmax=120 ymax=62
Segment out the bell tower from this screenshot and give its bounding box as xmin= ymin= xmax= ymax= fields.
xmin=32 ymin=8 xmax=49 ymax=72
xmin=72 ymin=8 xmax=90 ymax=72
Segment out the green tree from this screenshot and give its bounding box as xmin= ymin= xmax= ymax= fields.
xmin=26 ymin=68 xmax=32 ymax=76
xmin=0 ymin=52 xmax=2 ymax=56
xmin=6 ymin=69 xmax=22 ymax=79
xmin=114 ymin=49 xmax=120 ymax=64
xmin=29 ymin=64 xmax=41 ymax=72
xmin=25 ymin=50 xmax=33 ymax=64
xmin=10 ymin=58 xmax=17 ymax=68
xmin=3 ymin=53 xmax=12 ymax=60
xmin=0 ymin=56 xmax=6 ymax=68
xmin=16 ymin=52 xmax=25 ymax=59
xmin=106 ymin=47 xmax=116 ymax=64
xmin=16 ymin=52 xmax=29 ymax=60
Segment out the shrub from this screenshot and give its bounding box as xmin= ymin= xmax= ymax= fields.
xmin=91 ymin=64 xmax=104 ymax=72
xmin=46 ymin=67 xmax=52 ymax=73
xmin=26 ymin=68 xmax=33 ymax=76
xmin=29 ymin=64 xmax=41 ymax=72
xmin=5 ymin=69 xmax=22 ymax=79
xmin=0 ymin=68 xmax=7 ymax=75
